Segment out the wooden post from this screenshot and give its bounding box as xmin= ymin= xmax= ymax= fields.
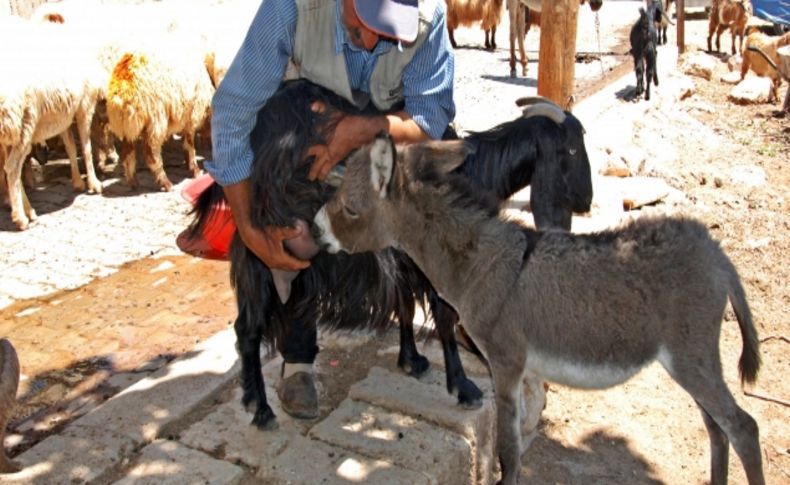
xmin=562 ymin=0 xmax=580 ymax=109
xmin=677 ymin=0 xmax=686 ymax=54
xmin=538 ymin=0 xmax=579 ymax=109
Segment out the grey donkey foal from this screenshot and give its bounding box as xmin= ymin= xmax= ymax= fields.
xmin=314 ymin=135 xmax=764 ymax=485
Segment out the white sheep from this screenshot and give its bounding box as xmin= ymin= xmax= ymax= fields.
xmin=0 ymin=18 xmax=104 ymax=230
xmin=106 ymin=38 xmax=214 ymax=191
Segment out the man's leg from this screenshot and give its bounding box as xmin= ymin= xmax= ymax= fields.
xmin=276 ymin=317 xmax=320 ymax=419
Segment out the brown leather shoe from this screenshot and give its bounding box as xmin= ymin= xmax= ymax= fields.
xmin=276 ymin=371 xmax=319 ymax=419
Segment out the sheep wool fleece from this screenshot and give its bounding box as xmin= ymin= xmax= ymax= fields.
xmin=292 ymin=0 xmax=437 ymax=110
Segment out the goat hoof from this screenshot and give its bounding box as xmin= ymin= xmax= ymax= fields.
xmin=241 ymin=392 xmax=256 ymax=412
xmin=457 ymin=379 xmax=484 ymax=409
xmin=251 ymin=407 xmax=278 ymax=430
xmin=398 ymin=354 xmax=431 ymax=379
xmin=12 ymin=217 xmax=29 ymax=231
xmin=405 ymin=355 xmax=430 ymax=378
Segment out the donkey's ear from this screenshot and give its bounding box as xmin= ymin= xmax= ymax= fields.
xmin=405 ymin=140 xmax=471 ymax=175
xmin=369 ymin=133 xmax=395 ymax=198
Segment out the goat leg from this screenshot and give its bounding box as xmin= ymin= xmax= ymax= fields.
xmin=235 ymin=311 xmax=277 ymax=430
xmin=396 ymin=288 xmax=430 ymax=377
xmin=431 ymin=291 xmax=483 ymax=408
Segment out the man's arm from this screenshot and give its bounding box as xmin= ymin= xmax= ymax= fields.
xmin=308 ymin=0 xmax=455 ymax=181
xmin=207 ymin=0 xmax=309 ymax=271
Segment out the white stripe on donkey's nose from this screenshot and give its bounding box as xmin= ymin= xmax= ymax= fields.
xmin=314 ymin=206 xmax=343 ymax=254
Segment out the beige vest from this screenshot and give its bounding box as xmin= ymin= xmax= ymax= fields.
xmin=291 ymin=0 xmax=437 ymax=111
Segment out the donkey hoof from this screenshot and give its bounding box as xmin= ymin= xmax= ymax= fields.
xmin=251 ymin=407 xmax=278 ymax=431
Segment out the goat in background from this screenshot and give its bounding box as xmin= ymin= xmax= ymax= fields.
xmin=630 ymin=5 xmax=659 ymax=100
xmin=315 ymin=134 xmax=764 ymax=485
xmin=708 ymin=0 xmax=752 ymax=55
xmin=445 ymin=0 xmax=504 ymax=50
xmin=741 ymin=30 xmax=790 ymax=101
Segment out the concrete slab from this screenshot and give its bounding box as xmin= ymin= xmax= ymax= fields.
xmin=256 ymin=433 xmax=433 ymax=485
xmin=112 ymin=440 xmax=244 ymax=485
xmin=66 ymin=329 xmax=239 ymax=444
xmin=4 ymin=427 xmax=136 ymax=484
xmin=349 ymin=367 xmax=497 ymax=484
xmin=309 ymin=399 xmax=474 ymax=484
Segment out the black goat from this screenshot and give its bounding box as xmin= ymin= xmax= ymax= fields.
xmin=189 ymin=79 xmax=593 ymax=430
xmin=630 ymin=6 xmax=659 ymax=101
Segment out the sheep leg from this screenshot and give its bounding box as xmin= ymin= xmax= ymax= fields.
xmin=120 ymin=140 xmax=139 ymax=190
xmin=181 ymin=131 xmax=202 ymax=179
xmin=664 ymin=360 xmax=764 ymax=485
xmin=430 ymin=290 xmax=483 ymax=408
xmin=75 ymin=108 xmax=102 ymax=194
xmin=142 ymin=140 xmax=173 ymax=192
xmin=4 ymin=144 xmax=36 ymax=230
xmin=61 ymin=128 xmax=85 ymax=192
xmin=91 ymin=100 xmax=118 ymax=172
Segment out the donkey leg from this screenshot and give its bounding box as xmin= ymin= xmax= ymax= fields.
xmin=431 ymin=291 xmax=483 ymax=408
xmin=697 ymin=403 xmax=730 ymax=485
xmin=488 ymin=360 xmax=525 ymax=485
xmin=667 ymin=364 xmax=764 ymax=485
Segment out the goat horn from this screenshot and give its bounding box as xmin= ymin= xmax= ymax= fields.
xmin=324 ymin=164 xmax=345 ymax=188
xmin=516 ymin=96 xmax=567 ymax=123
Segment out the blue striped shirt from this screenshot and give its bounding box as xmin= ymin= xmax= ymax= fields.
xmin=207 ymin=0 xmax=456 ymax=186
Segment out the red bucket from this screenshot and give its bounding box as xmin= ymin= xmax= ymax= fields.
xmin=178 ymin=173 xmax=236 ymax=259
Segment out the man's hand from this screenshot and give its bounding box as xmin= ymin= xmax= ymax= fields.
xmin=305 ymin=111 xmax=431 ymax=181
xmin=239 ymin=223 xmax=311 ymax=271
xmin=221 ymin=179 xmax=311 ymax=271
xmin=307 ymin=114 xmax=387 ymax=181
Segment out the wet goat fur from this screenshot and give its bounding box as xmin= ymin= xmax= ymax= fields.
xmin=316 ymin=136 xmax=764 ymax=485
xmin=189 ymin=79 xmax=485 ymax=429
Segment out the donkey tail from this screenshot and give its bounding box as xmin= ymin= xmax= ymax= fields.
xmin=725 ymin=257 xmax=761 ymax=385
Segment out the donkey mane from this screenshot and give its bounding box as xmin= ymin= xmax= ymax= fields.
xmin=410 ymin=145 xmax=502 ymax=220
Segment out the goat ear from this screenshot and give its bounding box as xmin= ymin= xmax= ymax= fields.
xmin=369 ymin=133 xmax=395 ymax=198
xmin=406 ymin=140 xmax=471 ymax=175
